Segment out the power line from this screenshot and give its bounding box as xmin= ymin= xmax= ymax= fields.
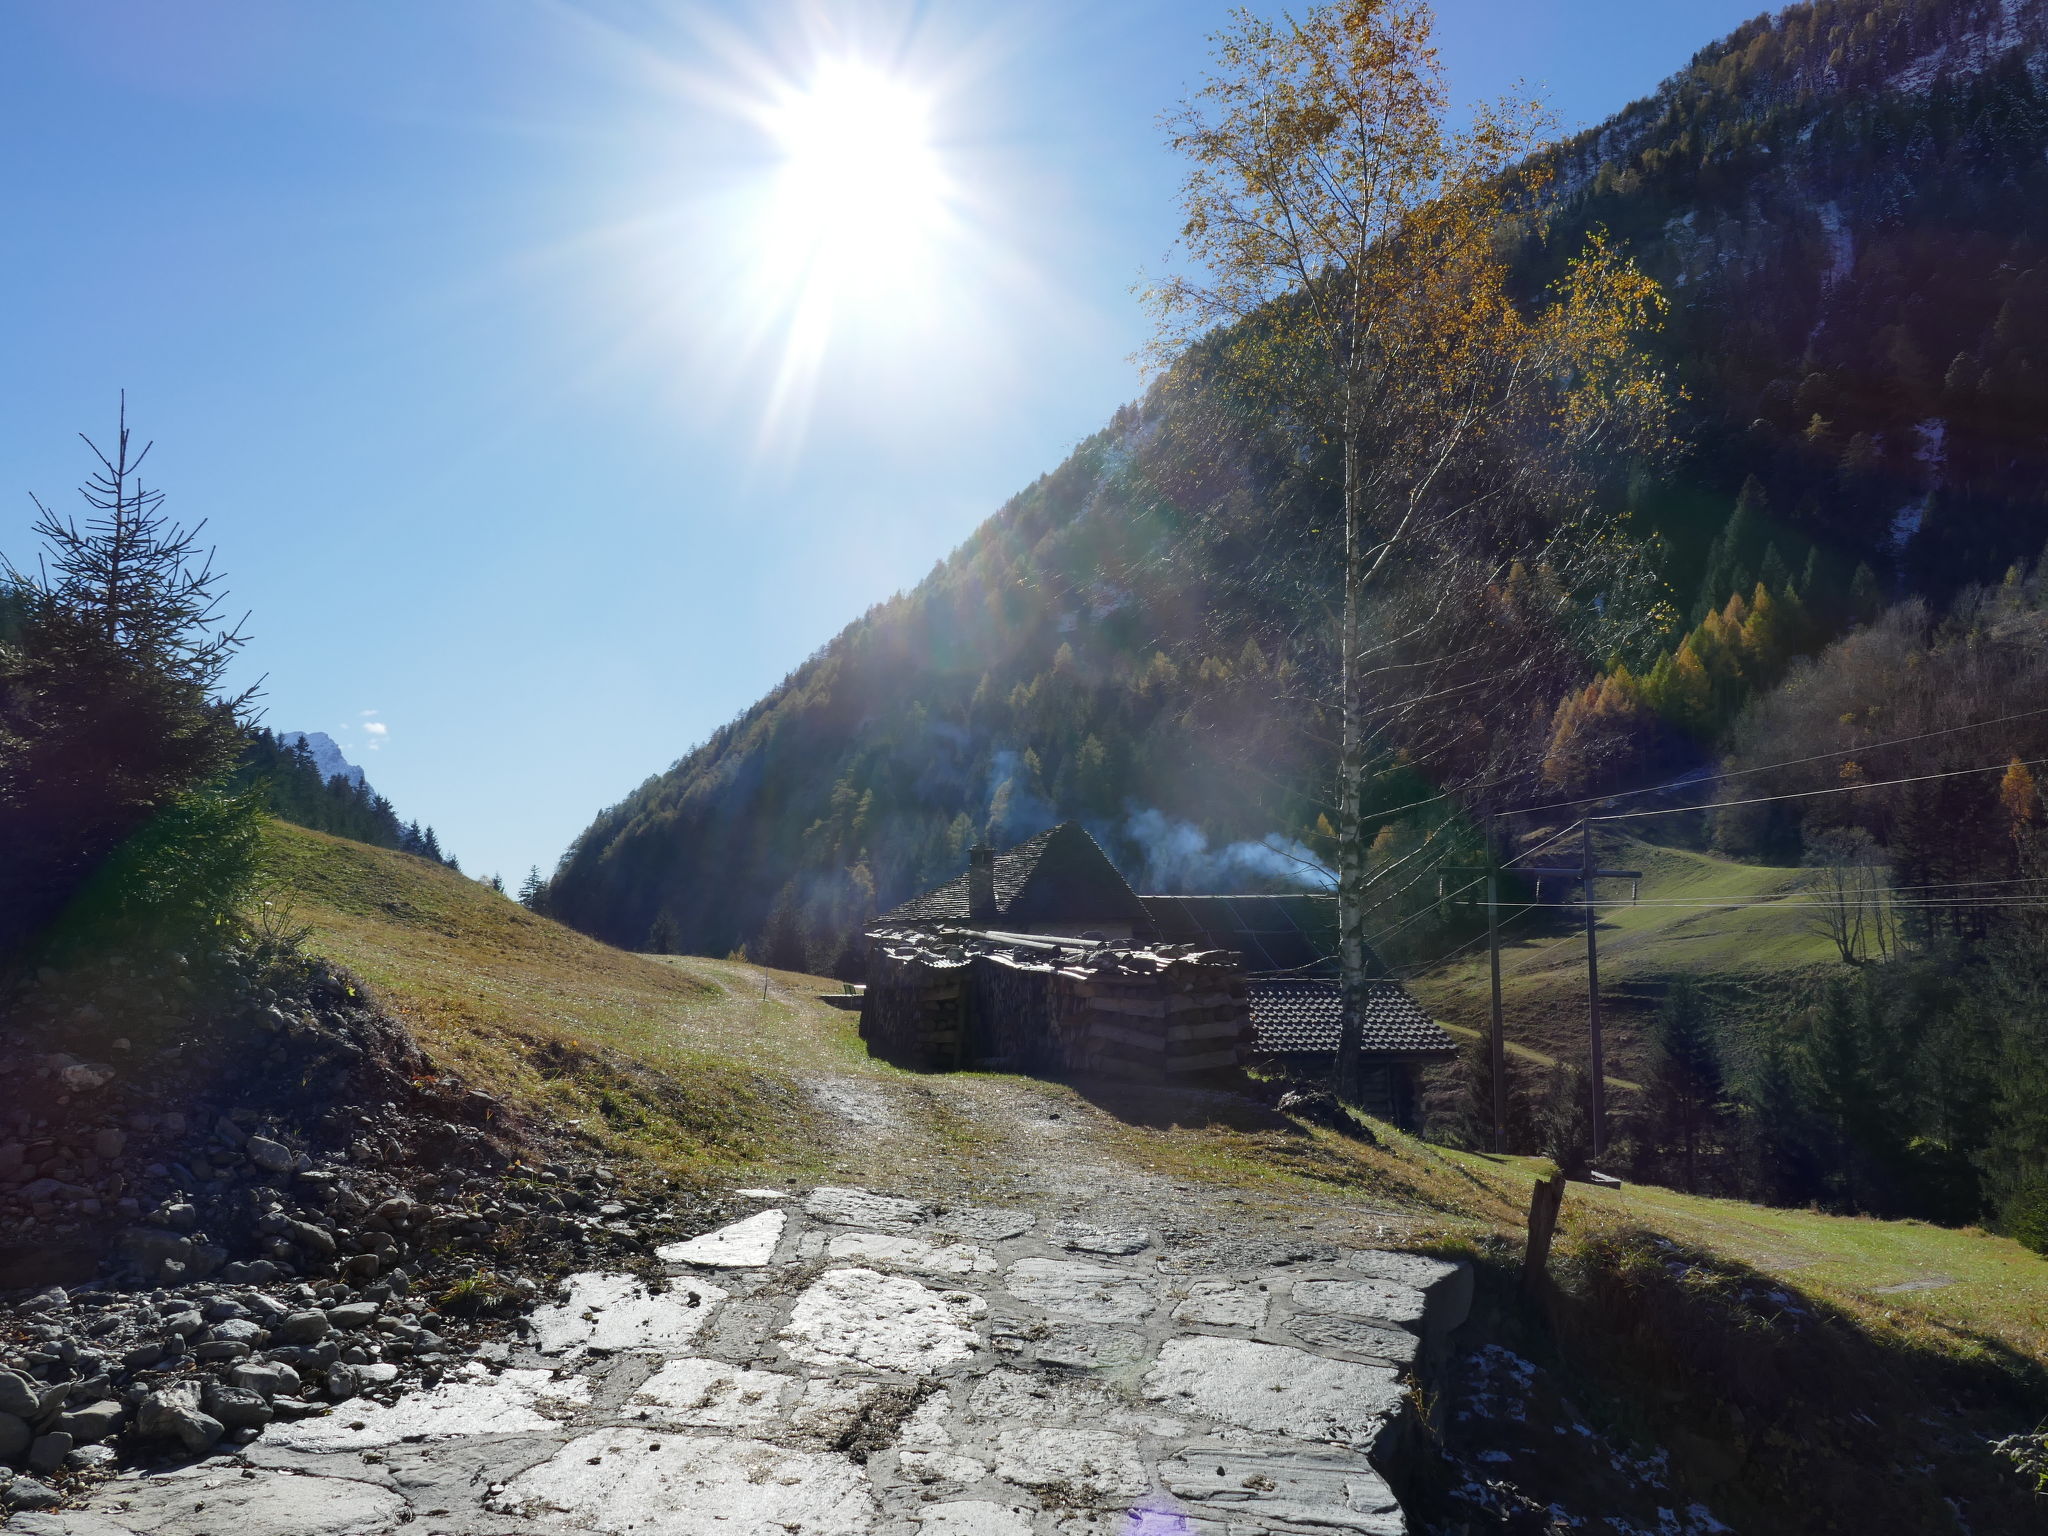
xmin=1498 ymin=701 xmax=2048 ymax=821
xmin=1590 ymin=752 xmax=2048 ymax=822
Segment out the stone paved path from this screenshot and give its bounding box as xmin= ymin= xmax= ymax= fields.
xmin=20 ymin=1181 xmax=1470 ymax=1535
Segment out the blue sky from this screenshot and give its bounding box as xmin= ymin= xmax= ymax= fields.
xmin=1 ymin=0 xmax=1771 ymax=886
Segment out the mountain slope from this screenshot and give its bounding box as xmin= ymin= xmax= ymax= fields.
xmin=549 ymin=0 xmax=2048 ymax=964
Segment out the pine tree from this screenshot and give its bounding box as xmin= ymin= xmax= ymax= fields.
xmin=1648 ymin=980 xmax=1726 ymax=1192
xmin=517 ymin=866 xmax=549 ymax=914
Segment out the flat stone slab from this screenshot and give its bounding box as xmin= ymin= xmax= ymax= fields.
xmin=1283 ymin=1312 xmax=1421 ymax=1366
xmin=37 ymin=1467 xmax=410 ymax=1536
xmin=1141 ymin=1336 xmax=1402 ymax=1446
xmin=1051 ymin=1220 xmax=1150 ymax=1256
xmin=529 ymin=1271 xmax=726 ymax=1354
xmin=1160 ymin=1437 xmax=1405 ymax=1534
xmin=1028 ymin=1323 xmax=1148 ymax=1371
xmin=269 ymin=1363 xmax=589 ymax=1451
xmin=914 ymin=1501 xmax=1039 ymax=1535
xmin=1289 ymin=1276 xmax=1428 ymax=1333
xmin=804 ymin=1186 xmax=929 ymax=1232
xmin=825 ymin=1231 xmax=998 ymax=1278
xmin=932 ymin=1207 xmax=1037 ymax=1242
xmin=968 ymin=1367 xmax=1115 ymax=1423
xmin=627 ymin=1357 xmax=796 ymax=1432
xmin=780 ymin=1266 xmax=985 ymax=1375
xmin=488 ymin=1429 xmax=878 ymax=1534
xmin=1341 ymin=1249 xmax=1473 ymax=1331
xmin=1002 ymin=1258 xmax=1155 ymax=1323
xmin=657 ymin=1209 xmax=787 ymax=1268
xmin=1170 ymin=1279 xmax=1270 ymax=1329
xmin=993 ymin=1425 xmax=1148 ymax=1501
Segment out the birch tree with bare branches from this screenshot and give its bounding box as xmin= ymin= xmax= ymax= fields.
xmin=1148 ymin=0 xmax=1676 ymax=1096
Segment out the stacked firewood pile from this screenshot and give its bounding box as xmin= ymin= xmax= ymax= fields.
xmin=859 ymin=928 xmax=1250 ymax=1082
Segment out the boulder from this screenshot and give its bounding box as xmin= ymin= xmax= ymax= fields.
xmin=0 ymin=1370 xmax=38 ymax=1418
xmin=137 ymin=1385 xmax=226 ymax=1455
xmin=0 ymin=1410 xmax=30 ymax=1461
xmin=325 ymin=1302 xmax=378 ymax=1331
xmin=275 ymin=1310 xmax=332 ymax=1346
xmin=26 ymin=1432 xmax=72 ymax=1476
xmin=246 ymin=1137 xmax=295 ymax=1174
xmin=200 ymin=1383 xmax=274 ymax=1430
xmin=53 ymin=1400 xmax=124 ymax=1445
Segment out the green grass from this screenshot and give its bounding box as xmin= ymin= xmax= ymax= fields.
xmin=262 ymin=820 xmax=900 ymax=1183
xmin=1408 ymin=834 xmax=1839 ymax=1078
xmin=1447 ymin=1149 xmax=2048 ymax=1365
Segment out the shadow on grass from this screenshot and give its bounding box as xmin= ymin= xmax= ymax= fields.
xmin=1401 ymin=1217 xmax=2048 ymax=1535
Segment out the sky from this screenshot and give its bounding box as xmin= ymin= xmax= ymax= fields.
xmin=0 ymin=0 xmax=1774 ymax=886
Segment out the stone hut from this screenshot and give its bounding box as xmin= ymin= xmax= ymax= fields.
xmin=859 ymin=822 xmax=1455 ymax=1124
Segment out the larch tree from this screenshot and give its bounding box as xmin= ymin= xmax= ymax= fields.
xmin=1149 ymin=0 xmax=1676 ymax=1097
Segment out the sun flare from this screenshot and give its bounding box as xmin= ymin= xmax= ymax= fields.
xmin=762 ymin=60 xmax=948 ymax=288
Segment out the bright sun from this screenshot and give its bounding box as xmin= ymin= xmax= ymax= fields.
xmin=762 ymin=61 xmax=947 ymax=289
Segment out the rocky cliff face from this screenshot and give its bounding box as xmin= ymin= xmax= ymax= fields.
xmin=279 ymin=732 xmax=365 ymax=790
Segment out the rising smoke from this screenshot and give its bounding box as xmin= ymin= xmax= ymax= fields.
xmin=1123 ymin=807 xmax=1334 ymax=893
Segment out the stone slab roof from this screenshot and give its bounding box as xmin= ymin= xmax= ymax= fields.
xmin=1141 ymin=894 xmax=1344 ymax=976
xmin=1246 ymin=978 xmax=1457 ymax=1059
xmin=877 ymin=822 xmax=1151 ymax=930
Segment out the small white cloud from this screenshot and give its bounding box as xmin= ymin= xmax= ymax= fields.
xmin=362 ymin=720 xmax=389 ymax=750
xmin=360 ymin=708 xmax=379 ymax=717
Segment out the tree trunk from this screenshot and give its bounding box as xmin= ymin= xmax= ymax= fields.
xmin=1335 ymin=359 xmax=1368 ymax=1103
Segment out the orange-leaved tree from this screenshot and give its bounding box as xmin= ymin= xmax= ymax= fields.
xmin=1147 ymin=0 xmax=1676 ymax=1097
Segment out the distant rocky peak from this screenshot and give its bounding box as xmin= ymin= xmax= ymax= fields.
xmin=281 ymin=731 xmax=366 ymax=789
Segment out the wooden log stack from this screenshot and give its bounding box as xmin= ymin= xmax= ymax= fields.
xmin=861 ymin=925 xmax=1252 ymax=1082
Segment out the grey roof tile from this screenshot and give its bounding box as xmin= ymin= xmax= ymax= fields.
xmin=1246 ymin=978 xmax=1456 ymax=1059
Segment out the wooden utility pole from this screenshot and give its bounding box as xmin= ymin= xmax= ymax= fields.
xmin=1519 ymin=821 xmax=1640 ymax=1164
xmin=1445 ymin=861 xmax=1510 ymax=1153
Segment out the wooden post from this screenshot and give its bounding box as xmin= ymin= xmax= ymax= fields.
xmin=1522 ymin=1172 xmax=1566 ymax=1293
xmin=1486 ymin=867 xmax=1506 ymax=1155
xmin=1581 ymin=820 xmax=1606 ymax=1162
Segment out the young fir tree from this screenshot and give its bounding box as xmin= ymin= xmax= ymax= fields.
xmin=1648 ymin=979 xmax=1726 ymax=1192
xmin=0 ymin=402 xmax=256 ymax=952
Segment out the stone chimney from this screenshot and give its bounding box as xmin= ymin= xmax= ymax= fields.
xmin=967 ymin=844 xmax=997 ymax=922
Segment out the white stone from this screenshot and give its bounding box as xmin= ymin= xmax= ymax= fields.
xmin=804 ymin=1186 xmax=928 ymax=1232
xmin=915 ymin=1501 xmax=1039 ymax=1536
xmin=788 ymin=1378 xmax=883 ymax=1441
xmin=1282 ymin=1312 xmax=1420 ymax=1365
xmin=268 ymin=1365 xmax=590 ymax=1452
xmin=1141 ymin=1336 xmax=1402 ymax=1446
xmin=529 ymin=1271 xmax=726 ymax=1355
xmin=627 ymin=1358 xmax=794 ymax=1431
xmin=1159 ymin=1438 xmax=1405 ymax=1534
xmin=44 ymin=1469 xmax=408 ymax=1536
xmin=1342 ymin=1249 xmax=1473 ymax=1332
xmin=1289 ymin=1277 xmax=1427 ymax=1333
xmin=1002 ymin=1258 xmax=1154 ymax=1323
xmin=994 ymin=1426 xmax=1147 ymax=1501
xmin=1170 ymin=1279 xmax=1269 ymax=1329
xmin=736 ymin=1187 xmax=791 ymax=1199
xmin=1030 ymin=1324 xmax=1147 ymax=1371
xmin=931 ymin=1207 xmax=1036 ymax=1242
xmin=658 ymin=1209 xmax=787 ymax=1268
xmin=898 ymin=1447 xmax=993 ymax=1486
xmin=1051 ymin=1220 xmax=1149 ymax=1256
xmin=968 ymin=1368 xmax=1114 ymax=1423
xmin=780 ymin=1267 xmax=984 ymax=1375
xmin=897 ymin=1388 xmax=957 ymax=1449
xmin=488 ymin=1430 xmax=877 ymax=1534
xmin=826 ymin=1231 xmax=997 ymax=1278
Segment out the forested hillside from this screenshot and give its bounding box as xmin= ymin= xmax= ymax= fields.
xmin=548 ymin=0 xmax=2048 ymax=968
